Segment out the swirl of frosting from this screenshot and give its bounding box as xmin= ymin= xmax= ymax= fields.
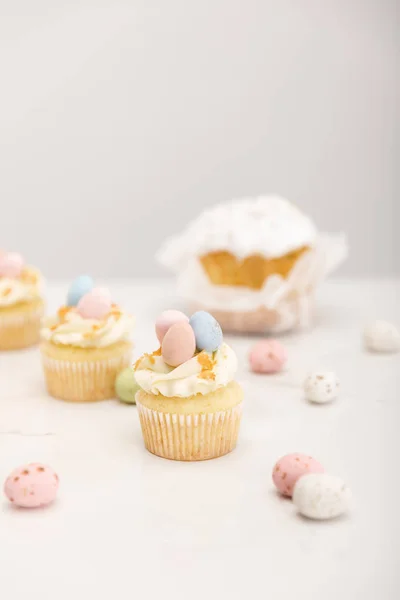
xmin=0 ymin=267 xmax=42 ymax=307
xmin=134 ymin=342 xmax=237 ymax=397
xmin=41 ymin=305 xmax=134 ymax=348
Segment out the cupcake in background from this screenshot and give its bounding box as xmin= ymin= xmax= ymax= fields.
xmin=157 ymin=196 xmax=347 ymax=333
xmin=135 ymin=309 xmax=243 ymax=461
xmin=40 ymin=277 xmax=134 ymax=402
xmin=0 ymin=250 xmax=44 ymax=350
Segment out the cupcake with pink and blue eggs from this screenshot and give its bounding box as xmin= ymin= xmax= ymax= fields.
xmin=134 ymin=309 xmax=243 ymax=461
xmin=0 ymin=250 xmax=45 ymax=350
xmin=40 ymin=276 xmax=134 ymax=402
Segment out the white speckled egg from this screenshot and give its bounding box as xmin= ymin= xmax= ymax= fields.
xmin=304 ymin=371 xmax=339 ymax=404
xmin=364 ymin=320 xmax=400 ymax=353
xmin=293 ymin=473 xmax=352 ymax=520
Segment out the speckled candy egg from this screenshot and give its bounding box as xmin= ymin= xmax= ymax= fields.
xmin=67 ymin=275 xmax=94 ymax=306
xmin=161 ymin=321 xmax=196 ymax=367
xmin=0 ymin=252 xmax=24 ymax=278
xmin=293 ymin=473 xmax=352 ymax=520
xmin=272 ymin=453 xmax=324 ymax=497
xmin=155 ymin=310 xmax=189 ymax=343
xmin=77 ymin=290 xmax=112 ymax=320
xmin=249 ymin=339 xmax=287 ymax=374
xmin=4 ymin=463 xmax=59 ymax=508
xmin=115 ymin=367 xmax=140 ymax=404
xmin=364 ymin=320 xmax=400 ymax=353
xmin=304 ymin=371 xmax=340 ymax=404
xmin=189 ymin=311 xmax=223 ymax=352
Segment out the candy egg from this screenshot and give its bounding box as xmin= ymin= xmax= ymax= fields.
xmin=293 ymin=473 xmax=352 ymax=520
xmin=67 ymin=275 xmax=94 ymax=306
xmin=189 ymin=311 xmax=223 ymax=352
xmin=77 ymin=291 xmax=111 ymax=320
xmin=249 ymin=339 xmax=287 ymax=374
xmin=115 ymin=367 xmax=140 ymax=404
xmin=0 ymin=252 xmax=24 ymax=278
xmin=91 ymin=286 xmax=112 ymax=301
xmin=272 ymin=453 xmax=324 ymax=497
xmin=155 ymin=310 xmax=189 ymax=343
xmin=161 ymin=321 xmax=196 ymax=367
xmin=4 ymin=463 xmax=59 ymax=508
xmin=364 ymin=320 xmax=400 ymax=353
xmin=304 ymin=371 xmax=340 ymax=404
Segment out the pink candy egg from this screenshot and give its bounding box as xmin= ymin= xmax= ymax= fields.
xmin=155 ymin=309 xmax=189 ymax=343
xmin=4 ymin=463 xmax=59 ymax=508
xmin=249 ymin=339 xmax=287 ymax=374
xmin=272 ymin=453 xmax=324 ymax=497
xmin=91 ymin=286 xmax=112 ymax=301
xmin=77 ymin=290 xmax=111 ymax=320
xmin=0 ymin=252 xmax=24 ymax=278
xmin=161 ymin=321 xmax=196 ymax=367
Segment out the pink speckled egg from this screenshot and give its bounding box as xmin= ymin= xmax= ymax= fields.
xmin=77 ymin=290 xmax=111 ymax=320
xmin=161 ymin=321 xmax=196 ymax=367
xmin=249 ymin=339 xmax=287 ymax=374
xmin=0 ymin=252 xmax=24 ymax=278
xmin=272 ymin=453 xmax=325 ymax=497
xmin=4 ymin=463 xmax=59 ymax=508
xmin=155 ymin=309 xmax=189 ymax=343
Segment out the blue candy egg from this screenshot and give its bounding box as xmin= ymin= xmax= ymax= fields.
xmin=67 ymin=275 xmax=94 ymax=306
xmin=189 ymin=311 xmax=223 ymax=352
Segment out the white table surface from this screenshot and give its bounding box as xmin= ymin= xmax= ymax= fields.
xmin=1 ymin=278 xmax=399 ymax=600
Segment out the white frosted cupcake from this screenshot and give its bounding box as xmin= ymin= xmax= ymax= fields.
xmin=135 ymin=309 xmax=243 ymax=461
xmin=0 ymin=250 xmax=44 ymax=350
xmin=157 ymin=196 xmax=347 ymax=333
xmin=40 ymin=279 xmax=134 ymax=402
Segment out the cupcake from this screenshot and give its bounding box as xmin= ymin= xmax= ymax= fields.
xmin=40 ymin=278 xmax=134 ymax=402
xmin=0 ymin=250 xmax=44 ymax=350
xmin=157 ymin=196 xmax=347 ymax=333
xmin=135 ymin=309 xmax=243 ymax=461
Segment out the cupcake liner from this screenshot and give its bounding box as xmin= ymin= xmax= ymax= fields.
xmin=41 ymin=348 xmax=132 ymax=402
xmin=190 ymin=292 xmax=314 ymax=334
xmin=0 ymin=304 xmax=44 ymax=350
xmin=136 ymin=401 xmax=243 ymax=461
xmin=174 ymin=233 xmax=347 ymax=333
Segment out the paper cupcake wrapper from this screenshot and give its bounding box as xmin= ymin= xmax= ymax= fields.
xmin=41 ymin=350 xmax=132 ymax=402
xmin=173 ymin=233 xmax=347 ymax=333
xmin=0 ymin=305 xmax=44 ymax=350
xmin=136 ymin=401 xmax=243 ymax=461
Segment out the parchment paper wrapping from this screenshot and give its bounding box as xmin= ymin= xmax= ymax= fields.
xmin=167 ymin=233 xmax=347 ymax=334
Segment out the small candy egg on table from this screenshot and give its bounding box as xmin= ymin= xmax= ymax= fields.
xmin=249 ymin=339 xmax=287 ymax=374
xmin=272 ymin=453 xmax=324 ymax=497
xmin=304 ymin=371 xmax=339 ymax=404
xmin=67 ymin=275 xmax=94 ymax=306
xmin=363 ymin=320 xmax=400 ymax=353
xmin=292 ymin=473 xmax=352 ymax=520
xmin=115 ymin=367 xmax=140 ymax=404
xmin=4 ymin=463 xmax=59 ymax=508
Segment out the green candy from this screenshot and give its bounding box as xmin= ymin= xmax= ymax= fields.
xmin=115 ymin=368 xmax=140 ymax=404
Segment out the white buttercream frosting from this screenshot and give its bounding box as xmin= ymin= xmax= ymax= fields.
xmin=41 ymin=306 xmax=134 ymax=348
xmin=134 ymin=342 xmax=237 ymax=397
xmin=0 ymin=267 xmax=42 ymax=307
xmin=157 ymin=196 xmax=317 ymax=270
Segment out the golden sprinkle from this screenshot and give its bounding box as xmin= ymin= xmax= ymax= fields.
xmin=1 ymin=287 xmax=12 ymax=297
xmin=197 ymin=351 xmax=216 ymax=381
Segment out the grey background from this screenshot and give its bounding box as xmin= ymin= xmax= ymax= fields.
xmin=0 ymin=1 xmax=398 ymax=278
